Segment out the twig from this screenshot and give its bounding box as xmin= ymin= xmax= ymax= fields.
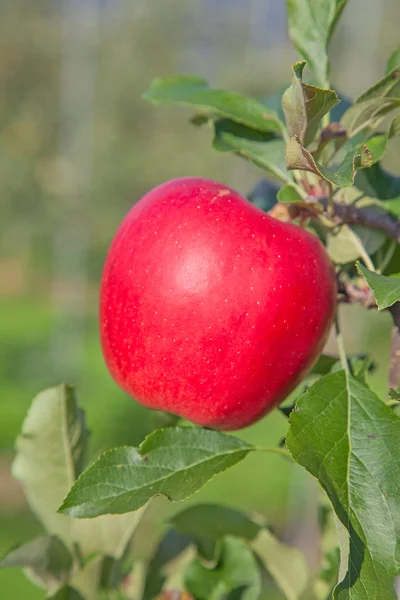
xmin=267 ymin=194 xmax=400 ymax=244
xmin=388 ymin=302 xmax=400 ymax=392
xmin=330 ymin=201 xmax=400 ymax=243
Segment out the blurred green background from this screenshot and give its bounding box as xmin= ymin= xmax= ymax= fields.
xmin=0 ymin=0 xmax=399 ymax=597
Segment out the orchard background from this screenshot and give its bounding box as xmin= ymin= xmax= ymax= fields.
xmin=0 ymin=0 xmax=400 ymax=599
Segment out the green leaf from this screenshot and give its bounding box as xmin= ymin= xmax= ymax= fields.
xmin=386 ymin=45 xmax=400 ymax=75
xmin=286 ymin=125 xmax=398 ymax=188
xmin=184 ymin=537 xmax=261 ymax=600
xmin=341 ymin=98 xmax=400 ymax=138
xmin=286 ymin=0 xmax=348 ymax=88
xmin=314 ymin=498 xmax=341 ymax=599
xmin=59 ymin=428 xmax=253 ymax=519
xmin=171 ymin=503 xmax=308 ymax=600
xmin=74 ymin=507 xmax=147 ymax=560
xmin=48 ymin=585 xmax=85 ymax=600
xmin=0 ymin=536 xmax=72 ymax=593
xmin=341 ymin=58 xmax=400 ymax=141
xmin=213 ymin=119 xmax=291 ymax=184
xmin=11 ymin=385 xmax=144 ymax=563
xmin=282 ymin=61 xmax=339 ymax=146
xmin=263 ymin=86 xmax=350 ymax=126
xmin=355 ymin=115 xmax=400 ymax=165
xmin=326 ymin=223 xmax=386 ymax=264
xmin=144 ymin=75 xmax=284 ymax=135
xmin=389 ymin=389 xmax=400 ymax=400
xmin=309 ymin=354 xmax=374 ymax=383
xmin=99 ymin=555 xmax=126 ymax=591
xmin=346 ymin=355 xmax=375 ymax=384
xmin=341 ymin=57 xmax=400 ymax=138
xmin=252 ymin=529 xmax=309 ymax=600
xmin=12 ymin=385 xmax=88 ymax=544
xmin=152 ymin=411 xmax=182 ymax=429
xmin=357 ymin=263 xmax=400 ymax=309
xmin=357 ymin=65 xmax=400 ymax=103
xmin=287 ymin=371 xmax=400 ymax=599
xmin=98 ymin=512 xmax=151 ymax=593
xmin=277 ymin=183 xmax=306 ymax=204
xmin=383 ymin=245 xmax=400 ymax=277
xmin=285 ymin=135 xmax=373 ymax=187
xmin=142 ymin=529 xmax=192 ymax=600
xmin=156 ymin=594 xmax=194 ymax=600
xmin=329 ymin=356 xmax=374 ymax=384
xmin=356 ymin=162 xmax=400 ymax=200
xmin=314 ymin=548 xmax=340 ymax=599
xmin=339 ymin=115 xmax=400 ymax=176
xmin=310 ymin=354 xmax=339 ymax=376
xmin=170 ymin=504 xmax=261 ymax=542
xmin=385 ymin=197 xmax=400 ymax=217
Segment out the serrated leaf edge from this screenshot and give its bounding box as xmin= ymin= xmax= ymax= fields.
xmin=58 ymin=428 xmax=253 ymax=517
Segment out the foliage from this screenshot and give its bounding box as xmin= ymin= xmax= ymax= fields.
xmin=287 ymin=371 xmax=400 ymax=599
xmin=357 ymin=263 xmax=400 ymax=309
xmin=59 ymin=428 xmax=254 ymax=518
xmin=2 ymin=1 xmax=400 ymax=599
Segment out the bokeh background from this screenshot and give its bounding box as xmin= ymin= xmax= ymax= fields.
xmin=1 ymin=0 xmax=399 ymax=597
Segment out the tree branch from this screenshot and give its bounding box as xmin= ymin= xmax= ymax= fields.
xmin=266 ymin=195 xmax=400 ymax=243
xmin=330 ymin=201 xmax=400 ymax=243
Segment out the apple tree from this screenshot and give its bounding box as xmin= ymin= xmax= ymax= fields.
xmin=2 ymin=1 xmax=400 ymax=599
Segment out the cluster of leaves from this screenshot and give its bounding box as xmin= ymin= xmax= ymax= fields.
xmin=144 ymin=2 xmax=400 ymax=300
xmin=57 ymin=354 xmax=400 ymax=600
xmin=0 ymin=386 xmax=148 ymax=600
xmin=3 ymin=353 xmax=400 ymax=599
xmin=3 ymin=1 xmax=400 ymax=599
xmin=1 ymin=385 xmax=310 ymax=600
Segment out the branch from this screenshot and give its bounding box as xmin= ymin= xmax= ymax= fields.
xmin=330 ymin=201 xmax=400 ymax=244
xmin=266 ymin=194 xmax=400 ymax=243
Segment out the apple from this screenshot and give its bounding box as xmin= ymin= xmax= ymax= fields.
xmin=100 ymin=177 xmax=336 ymax=430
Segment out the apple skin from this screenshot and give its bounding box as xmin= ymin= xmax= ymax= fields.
xmin=100 ymin=177 xmax=337 ymax=430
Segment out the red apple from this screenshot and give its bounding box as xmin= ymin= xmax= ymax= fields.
xmin=100 ymin=177 xmax=336 ymax=430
